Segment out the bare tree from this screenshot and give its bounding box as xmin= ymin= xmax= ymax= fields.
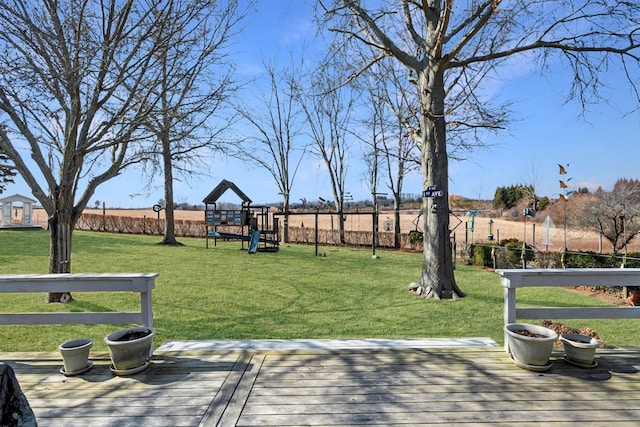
xmin=0 ymin=0 xmax=171 ymax=301
xmin=298 ymin=62 xmax=355 ymax=243
xmin=356 ymin=66 xmax=415 ymax=249
xmin=371 ymin=60 xmax=421 ymax=248
xmin=358 ymin=88 xmax=384 ymax=249
xmin=573 ymin=180 xmax=640 ymax=255
xmin=360 ymin=87 xmax=384 ymax=193
xmin=235 ymin=58 xmax=308 ymax=243
xmin=139 ymin=0 xmax=246 ymax=245
xmin=381 ymin=119 xmax=419 ymax=248
xmin=320 ymin=0 xmax=640 ymax=299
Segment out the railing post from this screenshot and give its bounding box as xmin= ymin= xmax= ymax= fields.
xmin=504 ymin=286 xmax=516 ymax=351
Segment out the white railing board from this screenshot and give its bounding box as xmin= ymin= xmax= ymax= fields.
xmin=497 ymin=268 xmax=640 ymax=351
xmin=0 ymin=273 xmax=157 ymax=327
xmin=0 ymin=312 xmax=142 ymax=325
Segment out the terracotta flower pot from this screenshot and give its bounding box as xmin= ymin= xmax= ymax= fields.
xmin=629 ymin=290 xmax=640 ymax=306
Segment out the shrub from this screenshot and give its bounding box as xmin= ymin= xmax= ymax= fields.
xmin=623 ymin=252 xmax=640 ymax=268
xmin=502 ymin=238 xmax=534 ymax=266
xmin=471 ymin=244 xmax=494 ymax=268
xmin=408 ymin=230 xmax=423 ymax=245
xmin=564 ymin=251 xmax=618 ymax=268
xmin=535 ymin=251 xmax=561 ymax=268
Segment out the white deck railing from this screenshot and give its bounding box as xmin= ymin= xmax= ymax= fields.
xmin=496 ymin=268 xmax=640 ymax=350
xmin=0 ymin=273 xmax=157 ymax=327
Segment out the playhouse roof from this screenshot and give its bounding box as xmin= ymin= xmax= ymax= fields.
xmin=202 ymin=179 xmax=252 ymax=205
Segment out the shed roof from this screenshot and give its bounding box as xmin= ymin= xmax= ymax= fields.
xmin=202 ymin=179 xmax=252 ymax=204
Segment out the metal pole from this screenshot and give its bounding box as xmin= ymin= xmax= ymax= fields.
xmin=522 ymin=214 xmax=527 ymax=269
xmin=623 ymin=202 xmax=627 ymax=265
xmin=532 ymin=223 xmax=536 ymax=248
xmin=563 ymin=201 xmax=567 ymax=253
xmin=372 ymin=207 xmax=377 ymax=257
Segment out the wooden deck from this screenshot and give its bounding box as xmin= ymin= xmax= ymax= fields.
xmin=3 ymin=342 xmax=640 ymax=426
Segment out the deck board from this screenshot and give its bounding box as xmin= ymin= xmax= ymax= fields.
xmin=2 ymin=344 xmax=640 ymax=426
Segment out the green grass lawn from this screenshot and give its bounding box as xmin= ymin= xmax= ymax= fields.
xmin=0 ymin=229 xmax=638 ymax=352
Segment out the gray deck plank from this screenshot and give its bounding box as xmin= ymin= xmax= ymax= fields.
xmin=197 ymin=352 xmax=255 ymax=426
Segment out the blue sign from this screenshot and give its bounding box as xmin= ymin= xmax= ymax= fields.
xmin=423 ymin=186 xmax=444 ymax=198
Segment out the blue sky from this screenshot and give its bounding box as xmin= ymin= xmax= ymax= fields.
xmin=5 ymin=1 xmax=639 ymax=208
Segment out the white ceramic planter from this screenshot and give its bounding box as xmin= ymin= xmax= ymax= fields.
xmin=561 ymin=333 xmax=599 ymax=367
xmin=59 ymin=338 xmax=93 ymax=375
xmin=504 ymin=323 xmax=558 ymax=369
xmin=104 ymin=326 xmax=155 ymax=375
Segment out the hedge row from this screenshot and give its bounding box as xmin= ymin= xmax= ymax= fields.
xmin=75 ymin=213 xmax=422 ymax=250
xmin=469 ymin=239 xmax=640 ymax=269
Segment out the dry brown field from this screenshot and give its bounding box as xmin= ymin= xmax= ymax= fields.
xmin=29 ymin=207 xmax=639 ymax=254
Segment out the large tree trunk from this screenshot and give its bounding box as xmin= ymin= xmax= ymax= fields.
xmin=161 ymin=136 xmax=179 ymax=245
xmin=283 ymin=196 xmax=290 ymax=243
xmin=415 ymin=67 xmax=464 ymax=300
xmin=47 ymin=201 xmax=74 ymax=303
xmin=393 ymin=194 xmax=401 ymax=249
xmin=338 ymin=206 xmax=346 ymax=245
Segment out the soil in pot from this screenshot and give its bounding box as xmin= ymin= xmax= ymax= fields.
xmin=116 ymin=330 xmax=152 ymax=341
xmin=505 ymin=323 xmax=558 ymax=370
xmin=564 ymin=336 xmax=591 ymax=344
xmin=104 ymin=327 xmax=155 ymax=374
xmin=514 ymin=329 xmax=548 ymax=338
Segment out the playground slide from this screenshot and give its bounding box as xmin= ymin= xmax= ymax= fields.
xmin=208 ymin=231 xmax=250 ymax=241
xmin=248 ymin=230 xmax=261 ymax=254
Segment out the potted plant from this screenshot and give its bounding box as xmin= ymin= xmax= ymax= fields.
xmin=104 ymin=326 xmax=155 ymax=375
xmin=561 ymin=333 xmax=600 ymax=367
xmin=59 ymin=338 xmax=93 ymax=376
xmin=504 ymin=323 xmax=558 ymax=371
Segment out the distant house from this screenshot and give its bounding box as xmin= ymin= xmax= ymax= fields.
xmin=0 ymin=194 xmax=38 ymax=227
